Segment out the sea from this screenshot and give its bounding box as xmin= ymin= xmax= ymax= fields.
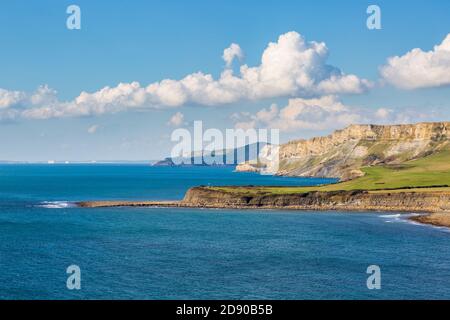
xmin=0 ymin=164 xmax=449 ymax=299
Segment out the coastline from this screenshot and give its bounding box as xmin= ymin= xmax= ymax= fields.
xmin=77 ymin=200 xmax=180 ymax=208
xmin=409 ymin=213 xmax=450 ymax=228
xmin=77 ymin=187 xmax=450 ymax=228
xmin=77 ymin=122 xmax=450 ymax=229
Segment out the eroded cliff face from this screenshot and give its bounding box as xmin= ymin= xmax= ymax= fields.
xmin=182 ymin=187 xmax=450 ymax=213
xmin=237 ymin=122 xmax=450 ymax=180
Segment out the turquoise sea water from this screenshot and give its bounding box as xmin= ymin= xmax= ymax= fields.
xmin=0 ymin=164 xmax=449 ymax=299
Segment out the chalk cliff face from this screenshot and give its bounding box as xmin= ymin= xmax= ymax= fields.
xmin=237 ymin=122 xmax=450 ymax=180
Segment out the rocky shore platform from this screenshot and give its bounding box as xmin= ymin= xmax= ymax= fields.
xmin=77 ymin=187 xmax=450 ymax=228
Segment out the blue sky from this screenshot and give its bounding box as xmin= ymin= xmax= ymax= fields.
xmin=0 ymin=0 xmax=449 ymax=161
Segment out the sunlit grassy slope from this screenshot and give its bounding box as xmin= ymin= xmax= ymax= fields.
xmin=210 ymin=150 xmax=450 ymax=195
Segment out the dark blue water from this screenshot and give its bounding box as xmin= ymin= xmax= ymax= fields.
xmin=0 ymin=165 xmax=449 ymax=299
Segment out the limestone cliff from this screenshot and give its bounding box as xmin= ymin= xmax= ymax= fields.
xmin=237 ymin=122 xmax=450 ymax=180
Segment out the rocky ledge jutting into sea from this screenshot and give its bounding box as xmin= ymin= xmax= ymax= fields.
xmin=77 ymin=187 xmax=450 ymax=227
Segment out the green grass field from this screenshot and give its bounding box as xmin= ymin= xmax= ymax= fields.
xmin=210 ymin=150 xmax=450 ymax=195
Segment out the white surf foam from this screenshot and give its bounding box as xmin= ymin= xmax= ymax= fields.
xmin=38 ymin=201 xmax=75 ymax=209
xmin=379 ymin=213 xmax=450 ymax=232
xmin=380 ymin=213 xmax=423 ymax=224
xmin=379 ymin=214 xmax=402 ymax=218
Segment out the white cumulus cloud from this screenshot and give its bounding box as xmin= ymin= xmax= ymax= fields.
xmin=380 ymin=34 xmax=450 ymax=89
xmin=167 ymin=112 xmax=185 ymax=127
xmin=0 ymin=88 xmax=25 ymax=109
xmin=234 ymin=96 xmax=363 ymax=132
xmin=233 ymin=96 xmax=431 ymax=133
xmin=0 ymin=31 xmax=371 ymax=120
xmin=87 ymin=124 xmax=100 ymax=134
xmin=374 ymin=108 xmax=392 ymax=119
xmin=223 ymin=43 xmax=244 ymax=67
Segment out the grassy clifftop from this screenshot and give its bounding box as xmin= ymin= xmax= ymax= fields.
xmin=212 ymin=148 xmax=450 ymax=195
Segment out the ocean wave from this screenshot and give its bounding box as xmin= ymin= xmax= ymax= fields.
xmin=38 ymin=201 xmax=76 ymax=209
xmin=403 ymin=215 xmax=450 ymax=232
xmin=380 ymin=213 xmax=421 ymax=224
xmin=379 ymin=214 xmax=402 ymax=218
xmin=379 ymin=213 xmax=450 ymax=232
